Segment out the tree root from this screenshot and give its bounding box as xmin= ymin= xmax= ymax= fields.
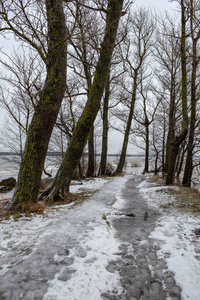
xmin=39 ymin=185 xmax=70 ymax=203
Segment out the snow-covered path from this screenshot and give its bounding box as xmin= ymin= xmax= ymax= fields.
xmin=0 ymin=174 xmax=200 ymax=300
xmin=0 ymin=176 xmax=128 ymax=300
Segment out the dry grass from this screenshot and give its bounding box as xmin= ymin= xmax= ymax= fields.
xmin=148 ymin=175 xmax=200 ymax=214
xmin=0 ymin=201 xmax=47 ymax=221
xmin=167 ymin=186 xmax=200 ymax=214
xmin=0 ymin=187 xmax=98 ymax=221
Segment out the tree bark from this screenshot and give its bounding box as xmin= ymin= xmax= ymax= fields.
xmin=86 ymin=125 xmax=95 ymax=177
xmin=7 ymin=0 xmax=67 ymax=208
xmin=166 ymin=142 xmax=180 ymax=184
xmin=42 ymin=0 xmax=124 ymax=201
xmin=176 ymin=140 xmax=186 ymax=178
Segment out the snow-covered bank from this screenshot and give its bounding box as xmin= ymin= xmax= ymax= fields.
xmin=139 ymin=177 xmax=200 ymax=300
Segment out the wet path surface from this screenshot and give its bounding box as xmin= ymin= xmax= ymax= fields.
xmin=0 ymin=175 xmax=182 ymax=300
xmin=104 ymin=176 xmax=181 ymax=300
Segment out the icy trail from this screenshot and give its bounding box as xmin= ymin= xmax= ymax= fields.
xmin=0 ymin=174 xmax=200 ymax=300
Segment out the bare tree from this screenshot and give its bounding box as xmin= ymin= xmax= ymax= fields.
xmin=166 ymin=0 xmax=189 ymax=184
xmin=133 ymin=73 xmax=161 ymax=173
xmin=153 ymin=12 xmax=182 ymax=177
xmin=115 ymin=7 xmax=156 ymax=174
xmin=0 ymin=48 xmax=44 ymax=158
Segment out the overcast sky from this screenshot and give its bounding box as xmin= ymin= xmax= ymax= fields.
xmin=135 ymin=0 xmax=178 ymax=12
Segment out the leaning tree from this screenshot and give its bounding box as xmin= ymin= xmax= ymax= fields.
xmin=0 ymin=0 xmax=68 ymax=208
xmin=41 ymin=0 xmax=125 ymax=202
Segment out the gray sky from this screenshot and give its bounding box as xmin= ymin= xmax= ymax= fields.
xmin=135 ymin=0 xmax=178 ymax=12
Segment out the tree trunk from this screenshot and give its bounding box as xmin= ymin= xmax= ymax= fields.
xmin=182 ymin=135 xmax=194 ymax=187
xmin=165 ymin=76 xmax=175 ymax=174
xmin=42 ymin=0 xmax=124 ymax=201
xmin=166 ymin=0 xmax=188 ymax=185
xmin=162 ymin=111 xmax=166 ymax=177
xmin=154 ymin=150 xmax=159 ymax=175
xmin=86 ymin=125 xmax=95 ymax=177
xmin=166 ymin=142 xmax=180 ymax=184
xmin=7 ymin=0 xmax=67 ymax=209
xmin=182 ymin=8 xmax=198 ymax=186
xmin=175 ymin=141 xmax=183 ymax=175
xmin=144 ymin=120 xmax=149 ymax=173
xmin=115 ymin=70 xmax=137 ymax=174
xmin=99 ymin=70 xmax=110 ymax=176
xmin=176 ymin=140 xmax=186 ymax=178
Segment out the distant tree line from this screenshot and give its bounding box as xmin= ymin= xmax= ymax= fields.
xmin=0 ymin=0 xmax=199 ymax=210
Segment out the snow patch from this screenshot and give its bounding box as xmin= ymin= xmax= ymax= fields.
xmin=151 ymin=214 xmax=200 ymax=300
xmin=139 ymin=178 xmax=200 ymax=300
xmin=43 ymin=221 xmax=123 ymax=300
xmin=112 ymin=175 xmax=130 ymax=210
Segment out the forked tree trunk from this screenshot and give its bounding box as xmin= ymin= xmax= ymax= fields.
xmin=7 ymin=0 xmax=67 ymax=209
xmin=42 ymin=0 xmax=124 ymax=201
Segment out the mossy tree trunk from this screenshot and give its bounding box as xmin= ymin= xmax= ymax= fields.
xmin=7 ymin=0 xmax=67 ymax=208
xmin=99 ymin=70 xmax=110 ymax=176
xmin=166 ymin=0 xmax=188 ymax=185
xmin=42 ymin=0 xmax=124 ymax=201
